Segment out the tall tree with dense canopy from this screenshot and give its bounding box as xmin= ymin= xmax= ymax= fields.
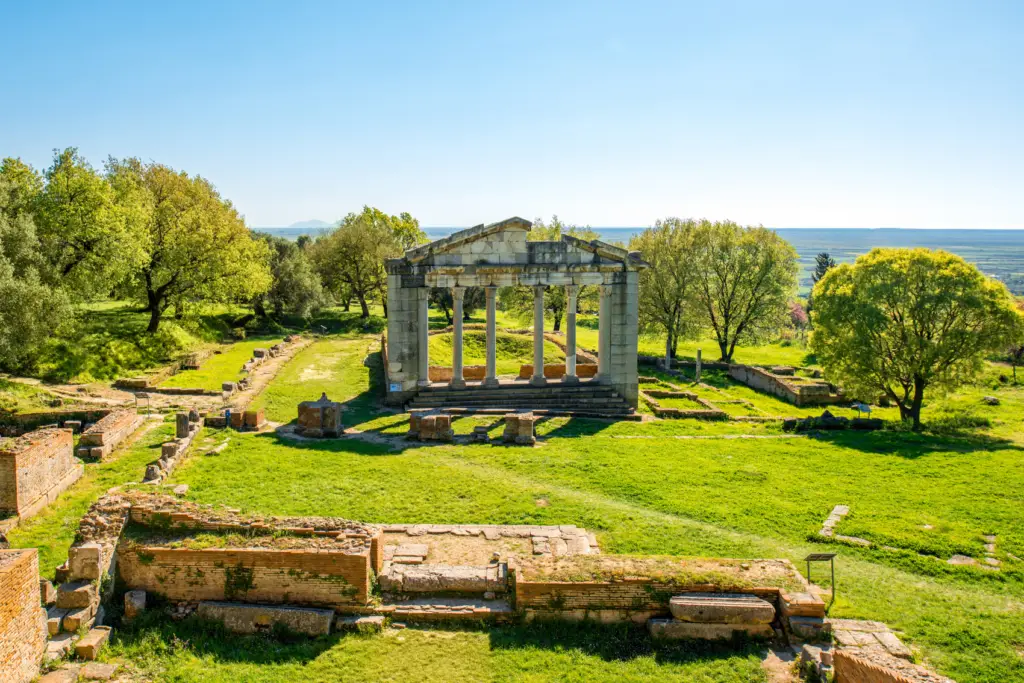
xmin=310 ymin=206 xmax=424 ymax=318
xmin=631 ymin=218 xmax=702 ymax=364
xmin=107 ymin=158 xmax=272 ymax=332
xmin=499 ymin=216 xmax=600 ymax=331
xmin=691 ymin=220 xmax=799 ymax=362
xmin=34 ymin=148 xmax=145 ymax=298
xmin=0 ymin=162 xmax=71 ymax=371
xmin=252 ymin=233 xmax=325 ymax=320
xmin=811 ymin=248 xmax=1022 ymax=429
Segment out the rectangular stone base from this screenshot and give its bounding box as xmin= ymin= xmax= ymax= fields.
xmin=196 ymin=601 xmax=334 ymax=637
xmin=647 ymin=618 xmax=775 ymax=640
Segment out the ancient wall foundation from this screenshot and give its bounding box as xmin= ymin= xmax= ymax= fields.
xmin=0 ymin=428 xmax=83 ymax=519
xmin=0 ymin=549 xmax=47 ymax=683
xmin=76 ymin=410 xmax=144 ymax=460
xmin=728 ymin=365 xmax=843 ymax=407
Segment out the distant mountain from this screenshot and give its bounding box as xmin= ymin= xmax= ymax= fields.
xmin=253 ymin=219 xmax=334 ymax=240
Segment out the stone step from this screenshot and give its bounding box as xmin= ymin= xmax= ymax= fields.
xmin=414 ymin=407 xmax=639 ymax=419
xmin=378 ymin=562 xmax=507 ymax=594
xmin=409 ymin=397 xmax=630 ymax=408
xmin=417 ymin=387 xmax=619 ymax=398
xmin=382 ymin=596 xmax=515 ymax=623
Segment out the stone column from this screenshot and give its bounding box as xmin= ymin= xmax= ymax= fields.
xmin=563 ymin=285 xmax=579 ymax=384
xmin=484 ymin=286 xmax=499 ymax=387
xmin=597 ymin=283 xmax=611 ymax=383
xmin=417 ymin=288 xmax=430 ymax=386
xmin=450 ymin=286 xmax=466 ymax=389
xmin=531 ymin=285 xmax=547 ymax=386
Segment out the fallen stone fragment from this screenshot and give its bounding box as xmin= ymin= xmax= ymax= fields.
xmin=80 ymin=662 xmax=119 ymax=680
xmin=336 ymin=615 xmax=385 ymax=633
xmin=75 ymin=626 xmax=111 ymax=660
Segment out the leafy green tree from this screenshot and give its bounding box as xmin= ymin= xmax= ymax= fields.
xmin=107 ymin=158 xmax=272 ymax=332
xmin=691 ymin=220 xmax=799 ymax=362
xmin=811 ymin=248 xmax=1023 ymax=429
xmin=34 ymin=148 xmax=145 ymax=298
xmin=499 ymin=216 xmax=600 ymax=331
xmin=310 ymin=206 xmax=424 ymax=318
xmin=806 ymin=251 xmax=837 ymax=317
xmin=631 ymin=218 xmax=702 ymax=364
xmin=252 ymin=233 xmax=325 ymax=320
xmin=0 ymin=166 xmax=71 ymax=372
xmin=430 ymin=287 xmax=484 ymax=324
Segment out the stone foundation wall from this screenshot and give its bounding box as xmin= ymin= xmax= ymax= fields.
xmin=834 ymin=650 xmax=916 ymax=683
xmin=0 ymin=549 xmax=46 ymax=683
xmin=518 ymin=363 xmax=599 ymax=380
xmin=118 ymin=546 xmax=372 ymax=607
xmin=76 ymin=410 xmax=143 ymax=460
xmin=514 ymin=575 xmax=781 ymax=624
xmin=0 ymin=428 xmax=82 ymax=518
xmin=728 ymin=365 xmax=843 ymax=407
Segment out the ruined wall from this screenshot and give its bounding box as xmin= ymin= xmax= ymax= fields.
xmin=118 ymin=546 xmax=371 ymax=607
xmin=834 ymin=650 xmax=916 ymax=683
xmin=0 ymin=549 xmax=46 ymax=683
xmin=0 ymin=428 xmax=82 ymax=518
xmin=727 ymin=365 xmax=843 ymax=407
xmin=76 ymin=410 xmax=143 ymax=460
xmin=514 ymin=574 xmax=781 ymax=624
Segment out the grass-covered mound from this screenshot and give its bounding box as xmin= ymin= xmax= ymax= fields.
xmin=0 ymin=377 xmax=57 ymax=414
xmin=428 ymin=330 xmax=564 ymax=376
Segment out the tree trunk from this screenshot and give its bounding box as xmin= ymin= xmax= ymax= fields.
xmin=147 ymin=307 xmax=162 ymax=333
xmin=665 ymin=333 xmax=672 ymax=369
xmin=254 ymin=297 xmax=267 ymax=318
xmin=382 ymin=301 xmax=388 ymax=317
xmin=358 ymin=294 xmax=370 ymax=319
xmin=909 ymin=376 xmax=926 ymax=431
xmin=342 ymin=298 xmax=351 ymax=312
xmin=718 ymin=338 xmax=731 ymax=363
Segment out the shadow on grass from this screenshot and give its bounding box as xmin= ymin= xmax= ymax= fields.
xmin=487 ymin=621 xmax=766 ymax=666
xmin=112 ymin=614 xmax=766 ymax=671
xmin=802 ymin=428 xmax=1024 ymax=458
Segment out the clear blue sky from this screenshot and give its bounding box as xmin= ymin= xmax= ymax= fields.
xmin=1 ymin=1 xmax=1021 ymax=229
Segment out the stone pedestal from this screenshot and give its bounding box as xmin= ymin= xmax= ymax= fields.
xmin=503 ymin=412 xmax=537 ymax=445
xmin=296 ymin=393 xmax=343 ymax=437
xmin=175 ymin=413 xmax=190 ymax=439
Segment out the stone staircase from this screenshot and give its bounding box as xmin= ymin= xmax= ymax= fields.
xmin=376 ymin=541 xmax=514 ymax=622
xmin=407 ymin=381 xmax=637 ymax=419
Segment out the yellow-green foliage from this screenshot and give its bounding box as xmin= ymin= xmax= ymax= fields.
xmin=428 ymin=330 xmax=564 ymax=375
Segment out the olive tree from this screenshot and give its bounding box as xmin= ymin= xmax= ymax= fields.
xmin=631 ymin=218 xmax=702 ymax=365
xmin=691 ymin=220 xmax=798 ymax=362
xmin=811 ymin=248 xmax=1022 ymax=429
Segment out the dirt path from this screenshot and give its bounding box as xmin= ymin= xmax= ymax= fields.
xmin=227 ymin=337 xmax=315 ymax=411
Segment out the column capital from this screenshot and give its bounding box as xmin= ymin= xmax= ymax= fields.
xmin=451 ymin=286 xmax=465 ymax=301
xmin=565 ymin=284 xmax=579 ymax=298
xmin=533 ymin=284 xmax=546 ymax=295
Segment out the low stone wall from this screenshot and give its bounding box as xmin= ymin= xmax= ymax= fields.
xmin=0 ymin=428 xmax=83 ymax=519
xmin=144 ymin=413 xmax=203 ymax=483
xmin=728 ymin=365 xmax=843 ymax=407
xmin=511 ymin=556 xmax=816 ymax=625
xmin=429 ymin=365 xmax=486 ymax=382
xmin=76 ymin=410 xmax=144 ymax=460
xmin=0 ymin=549 xmax=46 ymax=683
xmin=0 ymin=409 xmax=112 ymax=437
xmin=118 ymin=545 xmax=372 ymax=608
xmin=518 ymin=363 xmax=598 ymax=380
xmin=639 ymin=390 xmax=728 ymax=420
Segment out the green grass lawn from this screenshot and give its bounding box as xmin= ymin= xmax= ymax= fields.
xmin=159 ymin=337 xmax=284 ymax=391
xmin=428 ymin=330 xmax=564 ymax=376
xmin=0 ymin=377 xmax=57 ymax=414
xmin=14 ymin=330 xmax=1024 ymax=682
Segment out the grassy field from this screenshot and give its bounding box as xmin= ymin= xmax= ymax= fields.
xmin=10 ymin=328 xmax=1024 ymax=681
xmin=159 ymin=337 xmax=284 ymax=391
xmin=428 ymin=330 xmax=565 ymax=376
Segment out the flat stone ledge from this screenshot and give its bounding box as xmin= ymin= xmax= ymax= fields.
xmin=669 ymin=593 xmax=775 ymax=624
xmin=196 ymin=601 xmax=334 ymax=637
xmin=648 ymin=618 xmax=775 ymax=640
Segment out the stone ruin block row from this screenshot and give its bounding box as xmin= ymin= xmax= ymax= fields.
xmin=0 ymin=427 xmax=83 ymax=520
xmin=76 ymin=410 xmax=144 ymax=460
xmin=144 ymin=412 xmax=203 ymax=484
xmin=503 ymin=412 xmax=537 ymax=445
xmin=407 ymin=412 xmax=453 ymax=442
xmin=0 ymin=549 xmax=47 ymax=683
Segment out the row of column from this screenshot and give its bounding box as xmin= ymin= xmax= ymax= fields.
xmin=417 ymin=284 xmax=612 ymax=389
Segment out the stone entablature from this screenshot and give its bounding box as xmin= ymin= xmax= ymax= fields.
xmin=385 ymin=217 xmax=645 ymax=408
xmin=0 ymin=428 xmax=83 ymax=520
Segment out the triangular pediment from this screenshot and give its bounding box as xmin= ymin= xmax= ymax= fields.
xmin=404 ymin=217 xmax=532 ymax=262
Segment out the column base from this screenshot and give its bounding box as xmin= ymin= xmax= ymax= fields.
xmin=482 ymin=377 xmax=500 ymax=388
xmin=417 ymin=379 xmax=431 ymax=388
xmin=529 ymin=376 xmax=548 ymax=387
xmin=449 ymin=379 xmax=467 ymax=389
xmin=562 ymin=374 xmax=580 ymax=385
xmin=595 ymin=374 xmax=611 ymax=385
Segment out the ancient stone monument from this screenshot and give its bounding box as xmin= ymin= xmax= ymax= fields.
xmin=296 ymin=393 xmax=343 ymax=437
xmin=384 ymin=217 xmax=646 ymax=408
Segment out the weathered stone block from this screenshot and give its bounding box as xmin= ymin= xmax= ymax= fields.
xmin=56 ymin=580 xmax=96 ymax=609
xmin=75 ymin=626 xmax=111 ymax=660
xmin=196 ymin=601 xmax=334 ymax=636
xmin=124 ymin=590 xmax=146 ymax=621
xmin=47 ymin=607 xmax=68 ymax=636
xmin=69 ymin=542 xmax=102 ymax=580
xmin=669 ymin=593 xmax=775 ymax=624
xmin=647 ymin=618 xmax=774 ymax=640
xmin=175 ymin=413 xmax=190 ymax=439
xmin=62 ymin=603 xmax=95 ymax=631
xmin=40 ymin=579 xmax=56 ymax=606
xmin=243 ymin=409 xmax=265 ymax=429
xmin=336 ymin=614 xmax=385 ymax=633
